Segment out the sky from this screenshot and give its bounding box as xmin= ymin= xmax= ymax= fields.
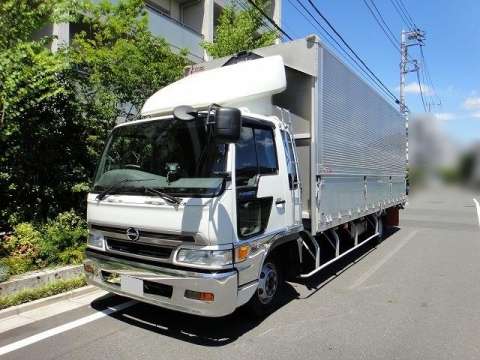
xmin=282 ymin=0 xmax=480 ymax=145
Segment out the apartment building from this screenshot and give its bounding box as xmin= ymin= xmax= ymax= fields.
xmin=44 ymin=0 xmax=282 ymax=62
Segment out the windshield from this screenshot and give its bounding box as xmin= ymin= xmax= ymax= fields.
xmin=93 ymin=117 xmax=228 ymax=197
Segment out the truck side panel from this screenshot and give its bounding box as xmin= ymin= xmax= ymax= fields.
xmin=319 ymin=49 xmax=405 ymax=177
xmin=315 ymin=44 xmax=406 ymax=232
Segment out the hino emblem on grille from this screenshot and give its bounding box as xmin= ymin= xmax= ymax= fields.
xmin=126 ymin=227 xmax=140 ymax=241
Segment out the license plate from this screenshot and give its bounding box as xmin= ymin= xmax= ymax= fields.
xmin=121 ymin=275 xmax=144 ymax=297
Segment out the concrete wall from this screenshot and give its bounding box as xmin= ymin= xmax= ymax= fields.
xmin=182 ymin=0 xmax=204 ymax=33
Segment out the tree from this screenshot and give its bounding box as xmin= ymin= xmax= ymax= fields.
xmin=0 ymin=0 xmax=188 ymax=225
xmin=202 ymin=1 xmax=277 ymax=59
xmin=0 ymin=0 xmax=74 ymax=224
xmin=70 ymin=0 xmax=188 ymax=119
xmin=0 ymin=0 xmax=71 ymax=49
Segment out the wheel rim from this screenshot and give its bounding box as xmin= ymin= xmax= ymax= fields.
xmin=257 ymin=262 xmax=278 ymax=305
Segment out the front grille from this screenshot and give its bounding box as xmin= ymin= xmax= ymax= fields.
xmin=91 ymin=224 xmax=195 ymax=242
xmin=106 ymin=238 xmax=173 ymax=260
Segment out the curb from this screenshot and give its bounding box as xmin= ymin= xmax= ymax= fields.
xmin=0 ymin=265 xmax=83 ymax=297
xmin=0 ymin=285 xmax=100 ymax=320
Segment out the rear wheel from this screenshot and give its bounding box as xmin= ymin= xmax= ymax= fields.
xmin=246 ymin=258 xmax=282 ymax=317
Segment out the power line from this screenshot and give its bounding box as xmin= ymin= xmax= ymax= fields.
xmin=306 ymin=0 xmax=401 ymax=104
xmin=393 ymin=0 xmax=416 ymax=29
xmin=415 ymin=66 xmax=428 ymax=112
xmin=286 ymin=0 xmax=322 ymax=38
xmin=286 ymin=0 xmax=385 ymax=89
xmin=369 ymin=0 xmax=398 ymax=42
xmin=418 ymin=64 xmax=432 ymax=110
xmin=289 ymin=0 xmax=399 ymax=103
xmin=396 ymin=0 xmax=418 ymax=29
xmin=361 ymin=0 xmax=401 ymax=53
xmin=235 ymin=0 xmax=278 ymax=35
xmin=245 ymin=0 xmax=293 ymax=40
xmin=389 ymin=0 xmax=413 ymax=29
xmin=419 ymin=45 xmax=442 ymax=108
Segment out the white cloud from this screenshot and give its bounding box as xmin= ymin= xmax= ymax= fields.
xmin=434 ymin=113 xmax=456 ymax=121
xmin=471 ymin=112 xmax=480 ymax=119
xmin=398 ymin=82 xmax=433 ymax=95
xmin=463 ymin=96 xmax=480 ymax=110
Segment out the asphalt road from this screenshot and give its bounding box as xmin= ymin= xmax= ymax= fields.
xmin=1 ymin=185 xmax=479 ymax=360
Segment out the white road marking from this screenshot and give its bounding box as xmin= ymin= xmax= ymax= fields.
xmin=0 ymin=300 xmax=136 ymax=356
xmin=0 ymin=290 xmax=108 ymax=334
xmin=473 ymin=198 xmax=480 ymax=227
xmin=349 ymin=230 xmax=419 ymax=290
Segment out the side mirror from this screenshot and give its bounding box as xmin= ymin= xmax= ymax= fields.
xmin=214 ymin=107 xmax=242 ymax=143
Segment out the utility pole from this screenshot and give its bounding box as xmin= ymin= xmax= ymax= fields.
xmin=399 ymin=29 xmax=424 ymax=117
xmin=400 ymin=28 xmax=424 ymax=180
xmin=400 ymin=30 xmax=407 ymax=116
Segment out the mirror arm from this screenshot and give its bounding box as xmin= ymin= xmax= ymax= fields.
xmin=206 ymin=103 xmax=221 ymax=125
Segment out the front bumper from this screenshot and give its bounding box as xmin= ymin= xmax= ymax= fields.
xmin=84 ymin=250 xmax=240 ymax=317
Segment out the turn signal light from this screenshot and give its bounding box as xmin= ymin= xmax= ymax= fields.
xmin=235 ymin=245 xmax=251 ymax=263
xmin=185 ymin=290 xmax=215 ymax=302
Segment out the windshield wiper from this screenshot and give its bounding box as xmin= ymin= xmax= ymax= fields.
xmin=143 ymin=187 xmax=182 ymax=205
xmin=96 ymin=178 xmax=156 ymax=201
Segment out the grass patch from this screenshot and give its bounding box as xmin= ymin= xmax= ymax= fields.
xmin=0 ymin=275 xmax=87 ymax=310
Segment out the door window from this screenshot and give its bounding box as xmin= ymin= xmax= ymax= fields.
xmin=254 ymin=128 xmax=278 ymax=174
xmin=236 ymin=125 xmax=277 ymax=238
xmin=281 ymin=130 xmax=299 ymax=190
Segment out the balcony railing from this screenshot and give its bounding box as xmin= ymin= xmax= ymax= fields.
xmin=146 ymin=5 xmax=204 ymax=62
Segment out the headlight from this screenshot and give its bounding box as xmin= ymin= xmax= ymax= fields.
xmin=176 ymin=249 xmax=233 ymax=268
xmin=87 ymin=231 xmax=105 ymax=250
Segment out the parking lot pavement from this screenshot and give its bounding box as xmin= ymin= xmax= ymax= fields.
xmin=1 ymin=185 xmax=479 ymax=360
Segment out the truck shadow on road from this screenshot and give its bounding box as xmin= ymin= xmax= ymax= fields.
xmin=294 ymin=227 xmax=399 ymax=299
xmin=91 ymin=228 xmax=399 ymax=347
xmin=91 ymin=283 xmax=299 ymax=347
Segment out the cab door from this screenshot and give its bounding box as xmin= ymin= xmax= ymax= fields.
xmin=281 ymin=130 xmax=302 ymax=227
xmin=234 ymin=123 xmax=285 ymax=240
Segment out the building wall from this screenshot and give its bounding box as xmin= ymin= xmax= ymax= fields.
xmin=39 ymin=0 xmax=282 ymax=63
xmin=182 ymin=0 xmax=204 ymax=33
xmin=146 ymin=4 xmax=204 ymax=62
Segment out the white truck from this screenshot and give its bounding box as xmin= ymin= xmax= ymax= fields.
xmin=84 ymin=36 xmax=406 ymax=317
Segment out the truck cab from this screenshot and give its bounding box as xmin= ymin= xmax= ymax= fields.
xmin=84 ymin=55 xmax=304 ymax=317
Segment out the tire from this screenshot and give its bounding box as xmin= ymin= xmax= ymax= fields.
xmin=246 ymin=257 xmax=283 ymax=317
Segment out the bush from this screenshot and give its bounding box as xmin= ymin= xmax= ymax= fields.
xmin=1 ymin=256 xmax=34 ymax=276
xmin=58 ymin=245 xmax=87 ymax=265
xmin=3 ymin=223 xmax=41 ymax=257
xmin=40 ymin=210 xmax=88 ymax=264
xmin=1 ymin=223 xmax=42 ymax=275
xmin=0 ymin=263 xmax=9 ymax=282
xmin=0 ymin=211 xmax=87 ymax=277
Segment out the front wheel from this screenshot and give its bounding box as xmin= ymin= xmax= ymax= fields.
xmin=246 ymin=258 xmax=283 ymax=317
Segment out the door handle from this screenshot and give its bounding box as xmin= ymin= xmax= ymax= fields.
xmin=275 ymin=198 xmax=286 ymax=206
